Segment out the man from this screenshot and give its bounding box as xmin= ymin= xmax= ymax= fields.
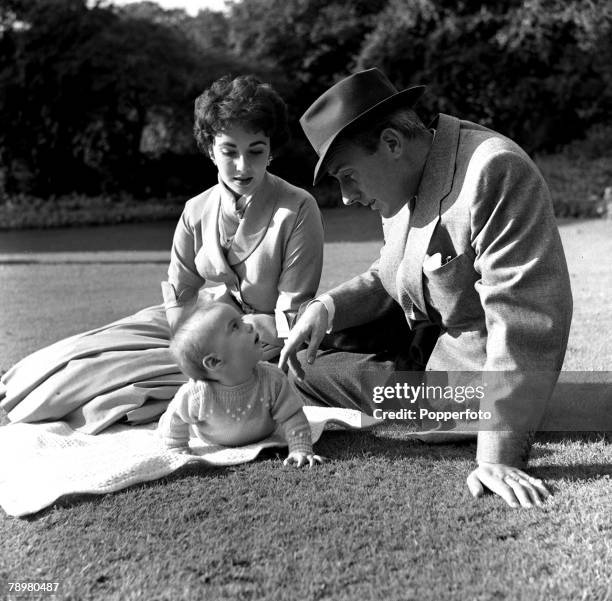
xmin=279 ymin=68 xmax=573 ymax=508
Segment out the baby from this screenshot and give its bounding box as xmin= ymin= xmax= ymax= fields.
xmin=157 ymin=301 xmax=323 ymax=467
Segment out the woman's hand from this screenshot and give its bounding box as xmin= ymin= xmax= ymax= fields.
xmin=467 ymin=462 xmax=550 ymax=508
xmin=242 ymin=313 xmax=280 ymax=347
xmin=283 ymin=452 xmax=326 ymax=468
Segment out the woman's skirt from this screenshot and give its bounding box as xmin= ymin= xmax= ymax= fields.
xmin=0 ymin=304 xmax=187 ymax=434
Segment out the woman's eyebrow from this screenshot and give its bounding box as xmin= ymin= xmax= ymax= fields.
xmin=249 ymin=140 xmax=268 ymax=147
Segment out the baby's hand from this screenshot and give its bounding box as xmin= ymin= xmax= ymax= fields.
xmin=283 ymin=451 xmax=325 ymax=468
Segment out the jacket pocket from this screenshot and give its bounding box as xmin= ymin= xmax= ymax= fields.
xmin=423 ymin=252 xmax=482 ymax=329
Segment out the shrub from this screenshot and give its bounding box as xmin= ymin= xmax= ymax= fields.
xmin=536 ymin=124 xmax=612 ymax=218
xmin=0 ymin=194 xmax=184 ymax=229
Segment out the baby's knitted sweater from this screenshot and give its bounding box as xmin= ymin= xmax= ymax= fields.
xmin=157 ymin=363 xmax=312 ymax=454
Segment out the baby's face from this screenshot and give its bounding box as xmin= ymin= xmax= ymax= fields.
xmin=204 ymin=304 xmax=263 ymax=376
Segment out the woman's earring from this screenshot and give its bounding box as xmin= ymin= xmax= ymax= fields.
xmin=267 ymin=156 xmax=273 ymax=166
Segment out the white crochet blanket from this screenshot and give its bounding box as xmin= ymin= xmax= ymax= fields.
xmin=0 ymin=407 xmax=380 ymax=517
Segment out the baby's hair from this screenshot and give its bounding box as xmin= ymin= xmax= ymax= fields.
xmin=170 ymin=304 xmax=221 ymax=381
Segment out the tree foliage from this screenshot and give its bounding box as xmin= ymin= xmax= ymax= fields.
xmin=227 ymin=0 xmax=387 ymax=114
xmin=0 ymin=0 xmax=246 ymax=196
xmin=0 ymin=0 xmax=610 ymax=198
xmin=356 ymin=0 xmax=612 ymax=151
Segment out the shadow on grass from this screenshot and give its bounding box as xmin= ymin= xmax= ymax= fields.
xmin=314 ymin=428 xmax=610 ymax=482
xmin=23 ymin=462 xmax=234 ymax=521
xmin=533 ymin=431 xmax=612 ymax=483
xmin=18 ymin=430 xmax=608 ymax=520
xmin=313 ymin=428 xmax=478 ymax=461
xmin=535 ymin=463 xmax=611 ymax=485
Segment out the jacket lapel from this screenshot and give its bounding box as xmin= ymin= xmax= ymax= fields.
xmin=226 ymin=173 xmax=278 ymax=267
xmin=403 ymin=114 xmax=461 ymax=315
xmin=198 ymin=187 xmax=237 ymax=284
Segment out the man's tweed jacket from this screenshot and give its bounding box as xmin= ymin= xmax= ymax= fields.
xmin=327 ymin=113 xmax=573 ymax=467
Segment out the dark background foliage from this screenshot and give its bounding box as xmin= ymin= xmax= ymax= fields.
xmin=0 ymin=0 xmax=610 ymax=204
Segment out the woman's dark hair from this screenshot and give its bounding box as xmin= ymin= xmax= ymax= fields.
xmin=193 ymin=75 xmax=290 ymax=154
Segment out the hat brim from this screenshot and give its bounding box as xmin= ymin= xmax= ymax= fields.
xmin=312 ymin=85 xmax=426 ymax=185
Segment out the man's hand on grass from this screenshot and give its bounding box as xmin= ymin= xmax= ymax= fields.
xmin=283 ymin=452 xmax=326 ymax=468
xmin=467 ymin=462 xmax=550 ymax=508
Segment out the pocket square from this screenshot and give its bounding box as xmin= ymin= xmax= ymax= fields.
xmin=423 ymin=252 xmax=442 ymax=271
xmin=423 ymin=252 xmax=456 ymax=271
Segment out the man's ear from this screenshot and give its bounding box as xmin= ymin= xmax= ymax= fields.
xmin=380 ymin=127 xmax=403 ymax=157
xmin=202 ymin=354 xmax=222 ymax=371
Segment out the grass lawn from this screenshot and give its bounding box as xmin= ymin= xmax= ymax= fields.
xmin=0 ymin=215 xmax=610 ymax=601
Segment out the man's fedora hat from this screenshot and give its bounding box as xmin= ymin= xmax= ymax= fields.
xmin=300 ymin=68 xmax=425 ymax=184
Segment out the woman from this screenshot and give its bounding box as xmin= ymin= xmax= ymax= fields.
xmin=0 ymin=75 xmax=324 ymax=434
